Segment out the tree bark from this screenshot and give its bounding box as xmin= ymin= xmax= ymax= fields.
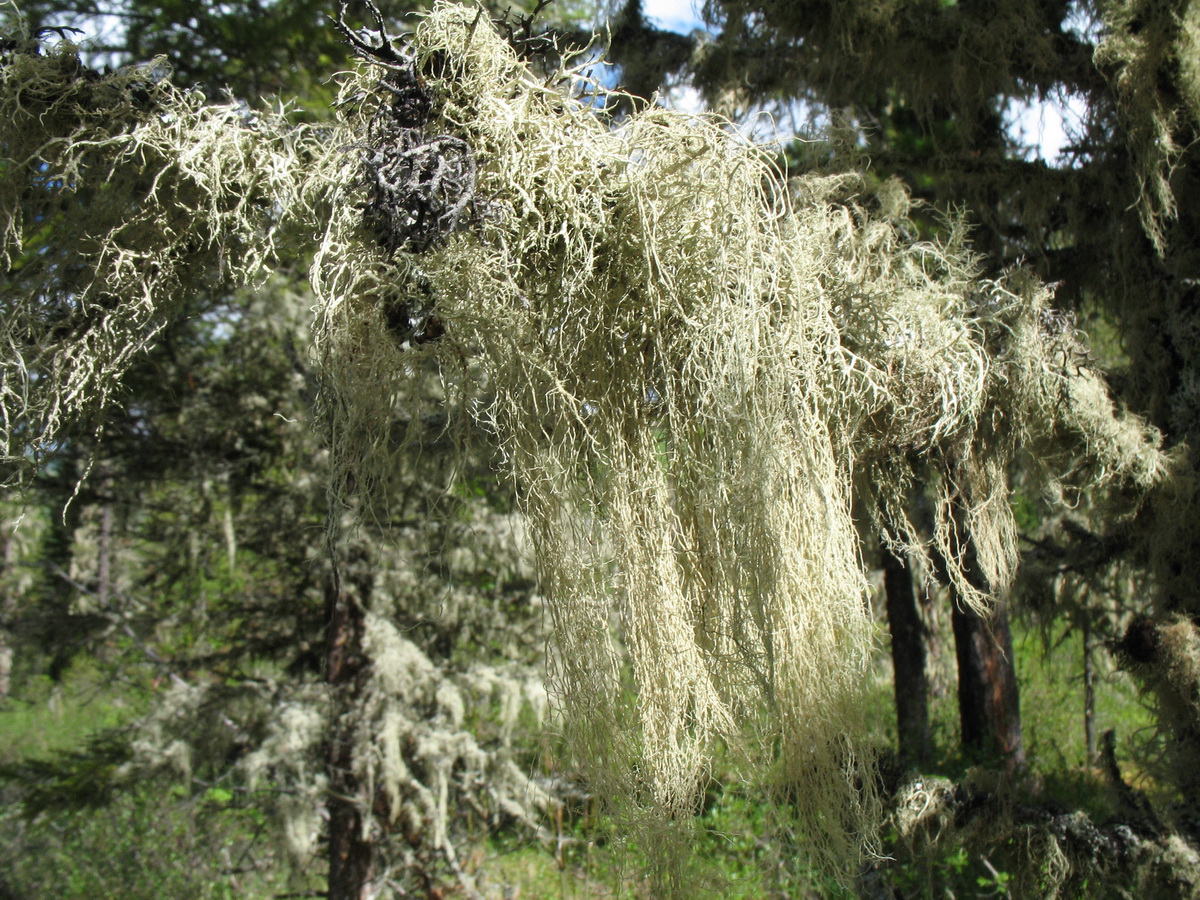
xmin=929 ymin=497 xmax=1026 ymax=770
xmin=1084 ymin=617 xmax=1096 ymax=764
xmin=0 ymin=524 xmax=13 ymax=699
xmin=882 ymin=542 xmax=933 ymax=767
xmin=96 ymin=502 xmax=112 ymax=609
xmin=324 ymin=556 xmax=375 ymax=900
xmin=952 ymin=597 xmax=1025 ymax=769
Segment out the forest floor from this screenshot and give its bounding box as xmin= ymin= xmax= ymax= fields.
xmin=0 ymin=621 xmax=1155 ymax=899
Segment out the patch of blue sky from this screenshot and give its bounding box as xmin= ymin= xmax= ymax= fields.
xmin=620 ymin=0 xmax=1095 ymax=166
xmin=640 ymin=0 xmax=707 ymax=35
xmin=1006 ymin=90 xmax=1091 ymax=167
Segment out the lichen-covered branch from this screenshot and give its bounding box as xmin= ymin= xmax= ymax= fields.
xmin=0 ymin=29 xmax=328 ymax=485
xmin=313 ymin=4 xmax=1169 ymax=890
xmin=891 ymin=771 xmax=1200 ymax=899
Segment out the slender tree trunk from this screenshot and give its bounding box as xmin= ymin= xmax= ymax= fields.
xmin=952 ymin=597 xmax=1024 ymax=769
xmin=0 ymin=632 xmax=9 ymax=699
xmin=926 ymin=494 xmax=1025 ymax=770
xmin=0 ymin=526 xmax=13 ymax=699
xmin=324 ymin=556 xmax=375 ymax=900
xmin=45 ymin=458 xmax=82 ymax=682
xmin=882 ymin=542 xmax=933 ymax=766
xmin=97 ymin=502 xmax=112 ymax=609
xmin=1083 ymin=617 xmax=1096 ymax=764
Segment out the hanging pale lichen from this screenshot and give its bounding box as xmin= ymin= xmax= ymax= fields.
xmin=1094 ymin=0 xmax=1191 ymax=255
xmin=313 ymin=3 xmax=1167 ymax=887
xmin=0 ymin=31 xmax=327 ymax=484
xmin=314 ymin=5 xmax=881 ymax=878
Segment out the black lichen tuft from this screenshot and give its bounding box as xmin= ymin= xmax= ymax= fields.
xmin=336 ymin=1 xmax=478 ymax=256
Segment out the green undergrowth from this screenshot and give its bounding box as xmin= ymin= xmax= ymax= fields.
xmin=0 ymin=660 xmax=301 ymax=899
xmin=477 ymin=783 xmax=861 ymax=899
xmin=0 ymin=656 xmax=142 ymax=765
xmin=0 ymin=615 xmax=1158 ymax=899
xmin=0 ymin=782 xmax=299 ymax=900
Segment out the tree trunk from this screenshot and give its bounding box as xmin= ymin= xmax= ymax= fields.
xmin=324 ymin=557 xmax=375 ymax=900
xmin=952 ymin=597 xmax=1024 ymax=769
xmin=1084 ymin=617 xmax=1096 ymax=764
xmin=882 ymin=542 xmax=933 ymax=766
xmin=96 ymin=502 xmax=112 ymax=609
xmin=0 ymin=524 xmax=13 ymax=699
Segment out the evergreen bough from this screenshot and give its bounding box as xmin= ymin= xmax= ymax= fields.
xmin=0 ymin=2 xmax=1171 ymax=890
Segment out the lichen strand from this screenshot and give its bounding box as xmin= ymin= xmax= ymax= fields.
xmin=313 ymin=3 xmax=1167 ymax=888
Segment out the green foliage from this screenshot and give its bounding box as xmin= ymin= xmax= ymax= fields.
xmin=0 ymin=782 xmax=296 ymax=900
xmin=0 ymin=656 xmax=282 ymax=897
xmin=0 ymin=661 xmax=134 ymax=764
xmin=1015 ymin=625 xmax=1151 ymax=777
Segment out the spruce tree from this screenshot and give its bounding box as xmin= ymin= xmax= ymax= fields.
xmin=3 ymin=1 xmax=1197 ymax=895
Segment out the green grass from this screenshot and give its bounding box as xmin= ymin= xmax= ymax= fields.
xmin=0 ymin=613 xmax=1163 ymax=899
xmin=0 ymin=656 xmax=141 ymax=765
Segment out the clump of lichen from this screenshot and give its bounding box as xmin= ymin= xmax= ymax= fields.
xmin=1094 ymin=0 xmax=1190 ymax=255
xmin=0 ymin=29 xmax=325 ymax=485
xmin=892 ymin=773 xmax=1200 ymax=900
xmin=312 ymin=3 xmax=1167 ymax=889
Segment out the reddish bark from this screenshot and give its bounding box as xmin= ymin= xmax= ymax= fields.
xmin=951 ymin=598 xmax=1025 ymax=769
xmin=882 ymin=544 xmax=933 ymax=767
xmin=325 ymin=562 xmax=375 ymax=900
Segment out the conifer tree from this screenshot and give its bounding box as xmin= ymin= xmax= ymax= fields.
xmin=0 ymin=4 xmax=559 ymax=896
xmin=3 ymin=1 xmax=1196 ymax=896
